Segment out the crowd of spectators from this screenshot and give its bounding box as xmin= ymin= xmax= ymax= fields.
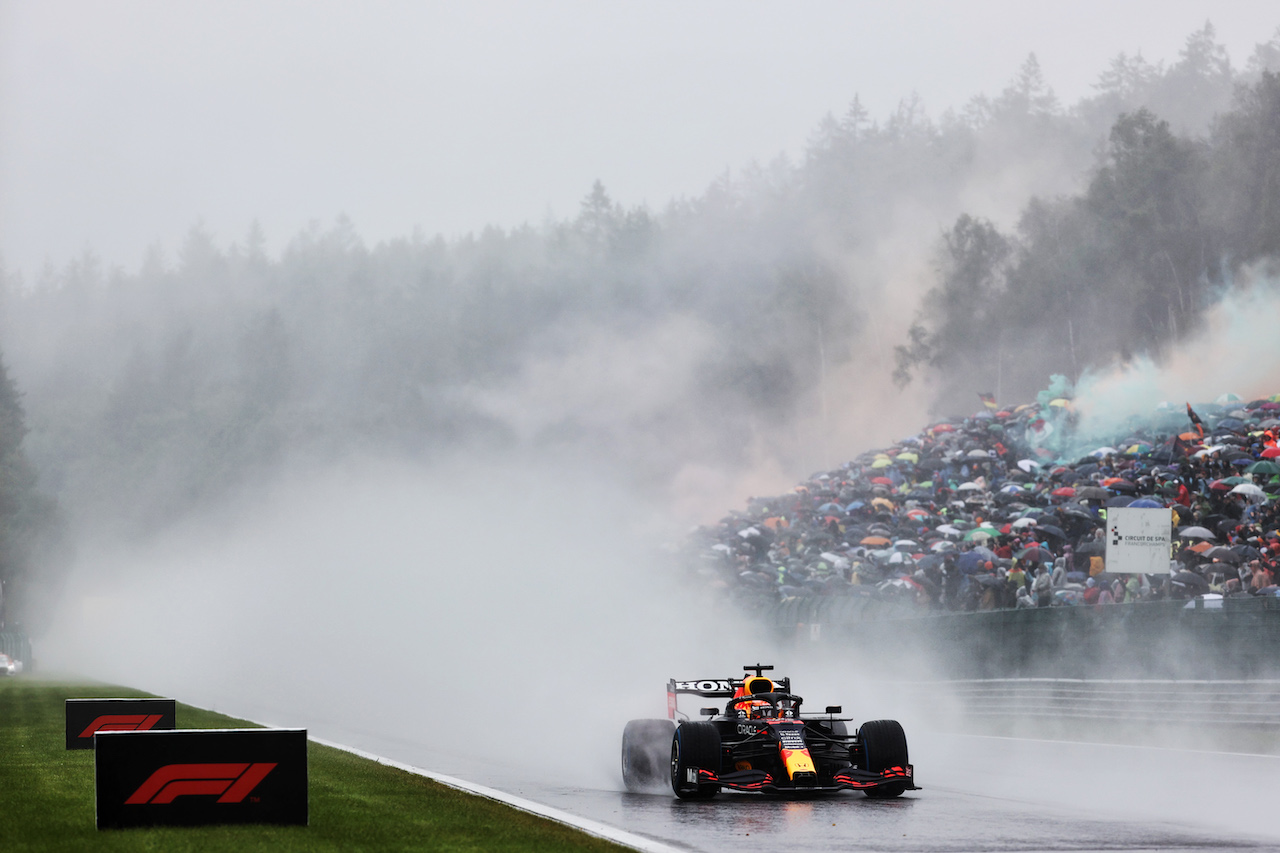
xmin=689 ymin=390 xmax=1280 ymax=614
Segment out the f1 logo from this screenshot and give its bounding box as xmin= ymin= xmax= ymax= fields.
xmin=125 ymin=763 xmax=277 ymax=805
xmin=80 ymin=715 xmax=164 ymax=739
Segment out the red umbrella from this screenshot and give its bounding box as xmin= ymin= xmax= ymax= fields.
xmin=870 ymin=477 xmax=894 ymax=485
xmin=1208 ymin=480 xmax=1232 ymax=491
xmin=931 ymin=424 xmax=956 ymax=433
xmin=1262 ymin=447 xmax=1280 ymax=459
xmin=1051 ymin=487 xmax=1076 ymax=497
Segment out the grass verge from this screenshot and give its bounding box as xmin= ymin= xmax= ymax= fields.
xmin=0 ymin=676 xmax=632 ymax=852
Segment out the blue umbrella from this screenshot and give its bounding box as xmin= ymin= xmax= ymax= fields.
xmin=1129 ymin=498 xmax=1163 ymax=508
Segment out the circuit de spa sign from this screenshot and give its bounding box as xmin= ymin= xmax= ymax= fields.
xmin=1106 ymin=507 xmax=1173 ymax=574
xmin=95 ymin=728 xmax=308 ymax=829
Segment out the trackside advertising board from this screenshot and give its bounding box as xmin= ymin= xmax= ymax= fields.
xmin=65 ymin=698 xmax=176 ymax=750
xmin=1106 ymin=507 xmax=1173 ymax=574
xmin=95 ymin=728 xmax=308 ymax=829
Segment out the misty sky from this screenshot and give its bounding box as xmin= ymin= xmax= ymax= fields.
xmin=2 ymin=0 xmax=1277 ymax=277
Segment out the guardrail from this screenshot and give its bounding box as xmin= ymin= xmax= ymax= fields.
xmin=888 ymin=679 xmax=1280 ymax=727
xmin=768 ymin=595 xmax=1280 ymax=679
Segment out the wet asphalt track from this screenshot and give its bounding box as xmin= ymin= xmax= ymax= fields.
xmin=266 ymin=709 xmax=1280 ymax=852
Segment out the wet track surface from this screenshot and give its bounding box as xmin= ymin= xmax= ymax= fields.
xmin=249 ymin=705 xmax=1280 ymax=852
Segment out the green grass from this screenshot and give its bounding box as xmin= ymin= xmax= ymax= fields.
xmin=0 ymin=677 xmax=631 ymax=852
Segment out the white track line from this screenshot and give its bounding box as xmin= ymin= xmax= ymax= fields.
xmin=308 ymin=736 xmax=684 ymax=853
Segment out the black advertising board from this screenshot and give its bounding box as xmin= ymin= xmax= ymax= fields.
xmin=65 ymin=698 xmax=177 ymax=750
xmin=95 ymin=728 xmax=308 ymax=829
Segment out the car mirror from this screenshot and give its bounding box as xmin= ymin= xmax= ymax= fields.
xmin=700 ymin=707 xmax=719 ymax=717
xmin=825 ymin=705 xmax=842 ymax=714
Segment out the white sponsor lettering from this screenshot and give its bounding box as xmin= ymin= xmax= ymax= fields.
xmin=779 ymin=730 xmax=806 ymax=750
xmin=674 ymin=680 xmax=733 ymax=693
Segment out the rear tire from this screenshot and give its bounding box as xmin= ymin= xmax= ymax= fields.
xmin=670 ymin=722 xmax=721 ymax=799
xmin=859 ymin=719 xmax=908 ymax=799
xmin=622 ymin=719 xmax=675 ymax=792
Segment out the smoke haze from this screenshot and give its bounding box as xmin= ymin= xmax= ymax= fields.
xmin=4 ymin=7 xmax=1280 ymax=804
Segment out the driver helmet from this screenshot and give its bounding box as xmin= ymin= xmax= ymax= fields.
xmin=737 ymin=676 xmax=776 ymax=719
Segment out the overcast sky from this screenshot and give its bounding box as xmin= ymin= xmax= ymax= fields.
xmin=1 ymin=1 xmax=1277 ymax=277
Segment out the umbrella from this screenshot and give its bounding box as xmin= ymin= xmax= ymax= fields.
xmin=930 ymin=540 xmax=957 ymax=552
xmin=1017 ymin=459 xmax=1040 ymax=473
xmin=870 ymin=477 xmax=894 ymax=486
xmin=1248 ymin=460 xmax=1280 ymax=475
xmin=1090 ymin=446 xmax=1120 ymax=458
xmin=1231 ymin=483 xmax=1267 ymax=502
xmin=964 ymin=528 xmax=995 ymax=542
xmin=1059 ymin=504 xmax=1099 ymax=522
xmin=1261 ymin=447 xmax=1280 ymax=459
xmin=1011 ymin=517 xmax=1038 ymax=529
xmin=1076 ymin=541 xmax=1106 ymax=558
xmin=1128 ymin=498 xmax=1164 ymax=508
xmin=1107 ymin=480 xmax=1138 ymax=494
xmin=1106 ymin=495 xmax=1136 ymax=508
xmin=1017 ymin=546 xmax=1055 ymax=562
xmin=1171 ymin=571 xmax=1212 ymax=593
xmin=1051 ymin=487 xmax=1076 ymax=497
xmin=1232 ymin=544 xmax=1264 ymax=561
xmin=967 ymin=449 xmax=991 ymax=459
xmin=1037 ymin=524 xmax=1068 ymax=540
xmin=957 ymin=548 xmax=997 ymax=573
xmin=915 ymin=553 xmax=945 ymax=571
xmin=1202 ymin=546 xmax=1243 ymax=564
xmin=893 ymin=539 xmax=919 ymax=551
xmin=958 ymin=481 xmax=984 ymax=491
xmin=860 ymin=536 xmax=891 ymax=546
xmin=1076 ymin=486 xmax=1110 ymax=501
xmin=1216 ymin=393 xmax=1243 ymax=406
xmin=1178 ymin=526 xmax=1216 ymax=540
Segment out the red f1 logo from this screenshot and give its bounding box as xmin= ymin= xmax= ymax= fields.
xmin=125 ymin=763 xmax=277 ymax=805
xmin=80 ymin=715 xmax=165 ymax=738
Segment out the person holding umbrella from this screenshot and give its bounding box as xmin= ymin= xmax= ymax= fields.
xmin=1033 ymin=566 xmax=1053 ymax=607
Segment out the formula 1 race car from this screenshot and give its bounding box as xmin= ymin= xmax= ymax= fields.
xmin=621 ymin=664 xmax=917 ymax=799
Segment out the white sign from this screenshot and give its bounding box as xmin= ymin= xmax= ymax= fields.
xmin=1105 ymin=507 xmax=1173 ymax=574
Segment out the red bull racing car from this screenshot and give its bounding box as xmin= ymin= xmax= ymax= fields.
xmin=621 ymin=664 xmax=917 ymax=799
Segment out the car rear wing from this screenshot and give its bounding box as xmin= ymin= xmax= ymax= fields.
xmin=666 ymin=675 xmax=792 ymax=719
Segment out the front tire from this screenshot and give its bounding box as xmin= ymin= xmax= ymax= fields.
xmin=670 ymin=722 xmax=721 ymax=799
xmin=859 ymin=719 xmax=908 ymax=799
xmin=622 ymin=719 xmax=675 ymax=792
